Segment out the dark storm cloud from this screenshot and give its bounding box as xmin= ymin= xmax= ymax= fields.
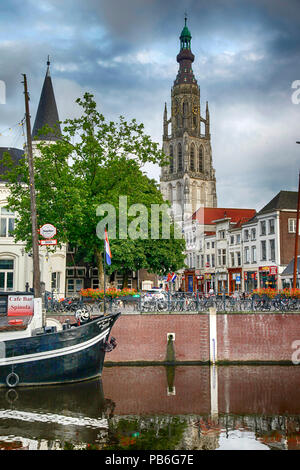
xmin=0 ymin=0 xmax=299 ymax=210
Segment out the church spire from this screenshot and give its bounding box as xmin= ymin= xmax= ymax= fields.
xmin=32 ymin=57 xmax=61 ymax=141
xmin=174 ymin=17 xmax=197 ymax=86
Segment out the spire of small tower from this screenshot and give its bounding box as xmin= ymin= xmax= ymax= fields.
xmin=163 ymin=102 xmax=168 ymax=137
xmin=46 ymin=55 xmax=51 ymax=77
xmin=205 ymin=101 xmax=210 ymax=136
xmin=32 ymin=58 xmax=61 ymax=141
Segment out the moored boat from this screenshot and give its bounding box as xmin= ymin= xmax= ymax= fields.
xmin=0 ymin=292 xmax=120 ymax=387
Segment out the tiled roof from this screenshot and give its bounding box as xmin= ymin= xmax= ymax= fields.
xmin=281 ymin=256 xmax=300 ymax=276
xmin=192 ymin=207 xmax=256 ymax=225
xmin=258 ymin=191 xmax=298 ymax=214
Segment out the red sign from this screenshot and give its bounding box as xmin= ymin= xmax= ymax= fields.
xmin=7 ymin=295 xmax=34 ymax=316
xmin=39 ymin=239 xmax=57 ymax=246
xmin=205 ymin=263 xmax=210 ymax=268
xmin=269 ymin=266 xmax=278 ymax=275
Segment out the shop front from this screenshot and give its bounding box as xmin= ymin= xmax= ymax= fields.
xmin=259 ymin=266 xmax=278 ymax=289
xmin=216 ymin=272 xmax=228 ymax=294
xmin=243 ymin=270 xmax=258 ymax=292
xmin=228 ymin=268 xmax=242 ymax=294
xmin=204 ymin=273 xmax=215 ymax=293
xmin=183 ymin=270 xmax=195 ymax=292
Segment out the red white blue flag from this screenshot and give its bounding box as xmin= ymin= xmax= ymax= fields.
xmin=105 ymin=228 xmax=111 ymax=265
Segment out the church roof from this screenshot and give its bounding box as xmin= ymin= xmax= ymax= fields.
xmin=32 ymin=59 xmax=61 ymax=142
xmin=180 ymin=24 xmax=192 ymax=40
xmin=0 ymin=147 xmax=24 ymax=181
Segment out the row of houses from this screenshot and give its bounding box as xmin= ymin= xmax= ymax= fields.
xmin=181 ymin=190 xmax=300 ymax=293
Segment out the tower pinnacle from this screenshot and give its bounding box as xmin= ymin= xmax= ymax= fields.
xmin=32 ymin=59 xmax=61 ymax=141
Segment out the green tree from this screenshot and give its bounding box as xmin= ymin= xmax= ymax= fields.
xmin=1 ymin=93 xmax=186 ymax=288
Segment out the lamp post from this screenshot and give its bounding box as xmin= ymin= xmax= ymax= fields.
xmin=293 ymin=142 xmax=300 ymax=289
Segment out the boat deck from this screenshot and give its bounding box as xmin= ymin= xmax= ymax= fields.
xmin=0 ymin=315 xmax=31 ymax=332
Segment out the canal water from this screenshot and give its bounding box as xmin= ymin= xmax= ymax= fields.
xmin=0 ymin=365 xmax=299 ymax=450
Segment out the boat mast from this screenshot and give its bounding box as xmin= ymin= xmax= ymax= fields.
xmin=293 ymin=170 xmax=300 ymax=289
xmin=22 ymin=74 xmax=41 ymax=300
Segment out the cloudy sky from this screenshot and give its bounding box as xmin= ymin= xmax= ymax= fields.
xmin=0 ymin=0 xmax=299 ymax=211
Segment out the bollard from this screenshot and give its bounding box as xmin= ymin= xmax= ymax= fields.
xmin=209 ymin=307 xmax=217 ymax=364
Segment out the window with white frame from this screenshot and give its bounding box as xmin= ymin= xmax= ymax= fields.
xmin=219 ymin=230 xmax=225 ymax=239
xmin=218 ymin=249 xmax=226 ymax=266
xmin=244 ymin=229 xmax=249 ymax=242
xmin=67 ymin=278 xmax=83 ymax=293
xmin=66 ymin=267 xmax=75 ymax=277
xmin=269 ymin=239 xmax=275 ymax=261
xmin=0 ymin=207 xmax=15 ymax=238
xmin=76 ymin=267 xmax=86 ymax=277
xmin=288 ymin=218 xmax=300 ymax=233
xmin=269 ymin=219 xmax=275 ymax=235
xmin=211 ymin=254 xmax=215 ymax=267
xmin=0 ymin=259 xmax=14 ymax=291
xmin=251 ymin=246 xmax=257 ymax=263
xmin=230 ymin=235 xmax=235 ymax=245
xmin=260 ymin=220 xmax=266 ymax=236
xmin=230 ymin=252 xmax=235 ymax=267
xmin=244 ymin=246 xmax=250 ymax=264
xmin=51 ymin=272 xmax=61 ymax=291
xmin=116 ymin=276 xmax=132 ymax=289
xmin=251 ymin=228 xmax=256 ymax=240
xmin=236 ymin=252 xmax=241 ymax=266
xmin=261 ymin=240 xmax=267 ymax=261
xmin=236 ymin=234 xmax=241 ymax=244
xmin=92 ymin=278 xmax=99 ymax=289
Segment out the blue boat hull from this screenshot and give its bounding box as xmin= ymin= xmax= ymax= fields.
xmin=0 ymin=313 xmax=120 ymax=387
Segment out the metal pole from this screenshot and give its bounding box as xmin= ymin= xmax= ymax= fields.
xmin=103 ymin=242 xmax=106 ymax=314
xmin=22 ymin=74 xmax=41 ymax=300
xmin=293 ymin=169 xmax=300 ymax=289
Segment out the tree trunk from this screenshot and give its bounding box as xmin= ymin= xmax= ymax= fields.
xmin=122 ymin=270 xmax=129 ymax=288
xmin=95 ymin=247 xmax=104 ymax=290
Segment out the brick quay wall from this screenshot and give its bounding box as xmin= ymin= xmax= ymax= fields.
xmin=48 ymin=312 xmax=300 ymax=364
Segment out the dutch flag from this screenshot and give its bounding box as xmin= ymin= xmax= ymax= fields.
xmin=167 ymin=272 xmax=177 ymax=282
xmin=105 ymin=228 xmax=112 ymax=266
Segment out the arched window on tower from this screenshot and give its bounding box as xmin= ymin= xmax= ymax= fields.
xmin=169 ymin=145 xmax=174 ymax=173
xmin=183 ymin=101 xmax=188 ymax=116
xmin=177 ymin=143 xmax=183 ymax=172
xmin=198 ymin=146 xmax=204 ymax=173
xmin=190 ymin=143 xmax=195 ymax=171
xmin=168 ymin=184 xmax=173 ymax=204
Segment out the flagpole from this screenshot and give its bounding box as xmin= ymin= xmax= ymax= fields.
xmin=103 ymin=239 xmax=106 ymax=315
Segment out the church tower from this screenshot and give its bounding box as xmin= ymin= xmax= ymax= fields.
xmin=160 ymin=17 xmax=217 ymax=221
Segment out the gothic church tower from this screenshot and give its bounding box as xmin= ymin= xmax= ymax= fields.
xmin=160 ymin=18 xmax=217 ymax=221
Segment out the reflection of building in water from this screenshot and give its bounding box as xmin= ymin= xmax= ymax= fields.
xmin=180 ymin=417 xmax=221 ymax=450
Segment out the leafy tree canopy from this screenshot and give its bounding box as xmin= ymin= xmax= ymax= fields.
xmin=1 ymin=93 xmax=186 ymax=287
